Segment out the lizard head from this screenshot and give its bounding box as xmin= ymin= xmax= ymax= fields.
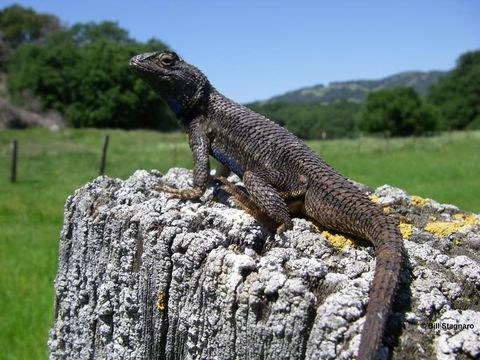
xmin=130 ymin=50 xmax=210 ymax=117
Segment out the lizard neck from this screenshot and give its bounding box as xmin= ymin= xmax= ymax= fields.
xmin=171 ymin=84 xmax=212 ymax=127
xmin=165 ymin=96 xmax=184 ymax=116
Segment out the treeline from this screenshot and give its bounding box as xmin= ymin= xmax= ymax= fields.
xmin=248 ymin=101 xmax=361 ymax=139
xmin=1 ymin=5 xmax=479 ymax=138
xmin=0 ymin=5 xmax=177 ymax=130
xmin=250 ymin=50 xmax=480 ymax=139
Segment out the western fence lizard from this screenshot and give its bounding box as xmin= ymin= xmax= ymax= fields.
xmin=130 ymin=50 xmax=405 ymax=360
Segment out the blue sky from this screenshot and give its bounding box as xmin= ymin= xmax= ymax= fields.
xmin=2 ymin=0 xmax=479 ymax=103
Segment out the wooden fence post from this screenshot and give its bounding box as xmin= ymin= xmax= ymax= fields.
xmin=10 ymin=139 xmax=17 ymax=182
xmin=99 ymin=134 xmax=109 ymax=176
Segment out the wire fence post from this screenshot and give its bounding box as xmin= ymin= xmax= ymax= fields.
xmin=10 ymin=139 xmax=17 ymax=182
xmin=99 ymin=134 xmax=109 ymax=176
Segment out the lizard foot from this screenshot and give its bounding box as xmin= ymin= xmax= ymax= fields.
xmin=276 ymin=219 xmax=293 ymax=235
xmin=155 ymin=184 xmax=202 ymax=200
xmin=215 ymin=176 xmax=238 ymax=195
xmin=215 ymin=177 xmax=280 ymax=233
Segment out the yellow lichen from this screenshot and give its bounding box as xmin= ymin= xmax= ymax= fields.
xmin=424 ymin=214 xmax=479 ymax=237
xmin=411 ymin=195 xmax=428 ymax=207
xmin=398 ymin=223 xmax=413 ymax=239
xmin=452 ymin=213 xmax=479 ymax=225
xmin=156 ymin=291 xmax=167 ymax=312
xmin=322 ymin=230 xmax=355 ymax=250
xmin=369 ymin=194 xmax=392 ymax=212
xmin=424 ymin=222 xmax=464 ymax=237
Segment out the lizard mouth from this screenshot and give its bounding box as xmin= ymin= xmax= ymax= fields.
xmin=129 ymin=58 xmax=157 ymax=77
xmin=129 ymin=55 xmax=153 ymax=69
xmin=129 ymin=56 xmax=147 ymax=70
xmin=129 ymin=57 xmax=173 ymax=83
xmin=129 ymin=57 xmax=138 ymax=67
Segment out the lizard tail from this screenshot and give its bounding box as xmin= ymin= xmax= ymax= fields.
xmin=357 ymin=217 xmax=404 ymax=360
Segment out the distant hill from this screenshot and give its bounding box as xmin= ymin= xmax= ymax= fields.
xmin=264 ymin=70 xmax=447 ymax=105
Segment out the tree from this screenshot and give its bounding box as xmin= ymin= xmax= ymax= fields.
xmin=0 ymin=4 xmax=61 ymax=69
xmin=6 ymin=21 xmax=177 ymax=130
xmin=0 ymin=30 xmax=7 ymax=68
xmin=427 ymin=50 xmax=480 ymax=130
xmin=356 ymin=87 xmax=438 ymax=136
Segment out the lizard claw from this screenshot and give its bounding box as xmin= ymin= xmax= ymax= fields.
xmin=155 ymin=183 xmax=202 ymax=200
xmin=155 ymin=183 xmax=179 ymax=193
xmin=215 ymin=176 xmax=238 ymax=196
xmin=214 ymin=176 xmax=229 ymax=184
xmin=276 ymin=220 xmax=293 ymax=235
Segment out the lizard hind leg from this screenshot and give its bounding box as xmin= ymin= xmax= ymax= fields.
xmin=243 ymin=171 xmax=295 ymax=234
xmin=218 ymin=171 xmax=294 ymax=234
xmin=216 ymin=176 xmax=280 ymax=233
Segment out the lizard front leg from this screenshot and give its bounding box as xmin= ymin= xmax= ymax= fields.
xmin=156 ymin=115 xmax=210 ymax=200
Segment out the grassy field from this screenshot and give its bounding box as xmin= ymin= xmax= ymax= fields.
xmin=0 ymin=128 xmax=479 ymax=359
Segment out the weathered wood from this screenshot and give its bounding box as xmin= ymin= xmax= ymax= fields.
xmin=48 ymin=169 xmax=480 ymax=360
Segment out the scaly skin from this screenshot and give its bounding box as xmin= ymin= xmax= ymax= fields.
xmin=130 ymin=51 xmax=405 ymax=360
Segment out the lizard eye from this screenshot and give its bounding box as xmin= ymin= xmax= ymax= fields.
xmin=159 ymin=54 xmax=175 ymax=67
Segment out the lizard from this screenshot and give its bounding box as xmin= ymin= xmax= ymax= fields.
xmin=130 ymin=50 xmax=405 ymax=360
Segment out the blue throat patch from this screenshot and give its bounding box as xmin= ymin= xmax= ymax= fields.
xmin=212 ymin=148 xmax=244 ymax=178
xmin=165 ymin=96 xmax=183 ymax=115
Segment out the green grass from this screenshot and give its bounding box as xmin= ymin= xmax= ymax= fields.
xmin=307 ymin=131 xmax=480 ymax=211
xmin=0 ymin=128 xmax=191 ymax=360
xmin=0 ymin=128 xmax=478 ymax=359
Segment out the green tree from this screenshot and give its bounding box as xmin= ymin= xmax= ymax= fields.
xmin=357 ymin=87 xmax=438 ymax=136
xmin=0 ymin=4 xmax=61 ymax=69
xmin=427 ymin=50 xmax=480 ymax=130
xmin=7 ymin=21 xmax=177 ymax=130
